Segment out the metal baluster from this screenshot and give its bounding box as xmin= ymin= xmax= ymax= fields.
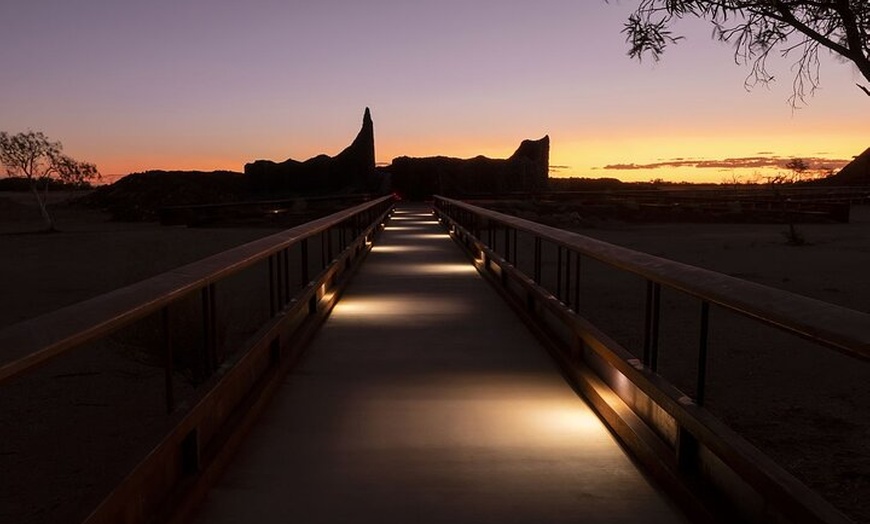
xmin=574 ymin=253 xmax=581 ymax=312
xmin=512 ymin=228 xmax=517 ymax=266
xmin=201 ymin=283 xmax=217 ymax=376
xmin=162 ymin=306 xmax=174 ymax=414
xmin=697 ymin=301 xmax=710 ymax=406
xmin=276 ymin=250 xmax=285 ymax=308
xmin=651 ymin=284 xmax=661 ymax=371
xmin=301 ymin=239 xmax=310 ymax=285
xmin=283 ymin=247 xmax=291 ymax=307
xmin=504 ymin=226 xmax=510 ymax=262
xmin=268 ymin=255 xmax=276 ymax=317
xmin=565 ymin=250 xmax=572 ymax=308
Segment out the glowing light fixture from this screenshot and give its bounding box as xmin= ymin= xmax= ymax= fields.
xmin=371 ymin=245 xmax=433 ymax=253
xmin=383 ymin=226 xmax=423 ymax=231
xmin=406 ymin=233 xmax=450 ymax=240
xmin=331 ymin=295 xmax=473 ymax=318
xmin=411 ymin=263 xmax=477 ymax=275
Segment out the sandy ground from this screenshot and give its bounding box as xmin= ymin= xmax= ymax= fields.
xmin=1 ymin=192 xmax=868 ymax=522
xmin=0 ymin=192 xmax=283 ymax=327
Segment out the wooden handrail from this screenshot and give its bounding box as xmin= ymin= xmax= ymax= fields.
xmin=434 ymin=196 xmax=870 ymax=361
xmin=0 ymin=195 xmax=394 ymax=384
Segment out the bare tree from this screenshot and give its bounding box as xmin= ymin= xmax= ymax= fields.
xmin=0 ymin=131 xmax=99 ymax=231
xmin=784 ymin=157 xmax=810 ymax=181
xmin=617 ymin=1 xmax=870 ymax=106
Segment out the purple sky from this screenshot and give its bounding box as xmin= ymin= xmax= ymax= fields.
xmin=1 ymin=0 xmax=867 ymax=183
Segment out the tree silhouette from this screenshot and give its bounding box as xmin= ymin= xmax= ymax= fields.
xmin=618 ymin=1 xmax=870 ymax=106
xmin=784 ymin=157 xmax=810 ymax=182
xmin=0 ymin=131 xmax=99 ymax=231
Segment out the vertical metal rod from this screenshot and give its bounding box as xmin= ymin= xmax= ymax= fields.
xmin=301 ymin=239 xmax=310 ymax=285
xmin=504 ymin=227 xmax=511 ymax=264
xmin=268 ymin=255 xmax=276 ymax=317
xmin=209 ymin=284 xmax=218 ymax=370
xmin=650 ymin=283 xmax=661 ymax=372
xmin=643 ymin=280 xmax=653 ymax=366
xmin=565 ymin=250 xmax=572 ymax=308
xmin=533 ymin=237 xmax=542 ymax=284
xmin=162 ymin=306 xmax=174 ymax=414
xmin=201 ymin=284 xmax=216 ymax=376
xmin=512 ymin=229 xmax=517 ymax=266
xmin=326 ymin=228 xmax=333 ymax=263
xmin=276 ymin=250 xmax=285 ymax=309
xmin=556 ymin=246 xmax=563 ymax=300
xmin=283 ymin=248 xmax=291 ymax=304
xmin=697 ymin=301 xmax=710 ymax=406
xmin=574 ymin=254 xmax=581 ymax=312
xmin=320 ymin=231 xmax=327 ymax=269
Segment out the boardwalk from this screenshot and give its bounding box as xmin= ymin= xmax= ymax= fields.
xmin=192 ymin=204 xmax=688 ymax=523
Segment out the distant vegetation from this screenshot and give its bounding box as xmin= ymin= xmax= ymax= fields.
xmin=0 ymin=176 xmax=96 ymax=192
xmin=81 ymin=170 xmax=246 ymax=221
xmin=0 ymin=131 xmax=100 ymax=231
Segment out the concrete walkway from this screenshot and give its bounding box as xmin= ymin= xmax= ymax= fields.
xmin=193 ymin=204 xmax=688 ymax=524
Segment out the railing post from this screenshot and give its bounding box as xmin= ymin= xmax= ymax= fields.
xmin=533 ymin=237 xmax=542 ymax=284
xmin=283 ymin=247 xmax=291 ymax=305
xmin=276 ymin=249 xmax=286 ymax=309
xmin=301 ymin=238 xmax=310 ymax=285
xmin=643 ymin=281 xmax=661 ymax=371
xmin=697 ymin=300 xmax=710 ymax=406
xmin=504 ymin=227 xmax=511 ymax=264
xmin=556 ymin=246 xmax=563 ymax=301
xmin=574 ymin=253 xmax=581 ymax=312
xmin=162 ymin=306 xmax=174 ymax=414
xmin=268 ymin=255 xmax=277 ymax=317
xmin=512 ymin=228 xmax=517 ymax=265
xmin=201 ymin=283 xmax=218 ymax=376
xmin=565 ymin=250 xmax=572 ymax=308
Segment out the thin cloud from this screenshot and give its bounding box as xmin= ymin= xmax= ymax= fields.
xmin=601 ymin=156 xmax=852 ymax=171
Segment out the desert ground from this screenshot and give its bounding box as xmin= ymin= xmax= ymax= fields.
xmin=1 ymin=191 xmax=868 ymax=522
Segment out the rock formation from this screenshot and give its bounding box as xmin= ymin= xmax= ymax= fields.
xmin=388 ymin=135 xmax=549 ymax=200
xmin=245 ymin=108 xmax=380 ymax=195
xmin=828 ymin=147 xmax=870 ymax=185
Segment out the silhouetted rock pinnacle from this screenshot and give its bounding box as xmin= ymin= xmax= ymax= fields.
xmin=245 ymin=108 xmax=379 ymax=195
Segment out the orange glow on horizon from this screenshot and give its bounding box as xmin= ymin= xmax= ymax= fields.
xmin=91 ymin=129 xmax=866 ymax=186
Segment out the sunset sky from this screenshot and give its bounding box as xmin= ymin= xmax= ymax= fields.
xmin=1 ymin=1 xmax=867 ymax=184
